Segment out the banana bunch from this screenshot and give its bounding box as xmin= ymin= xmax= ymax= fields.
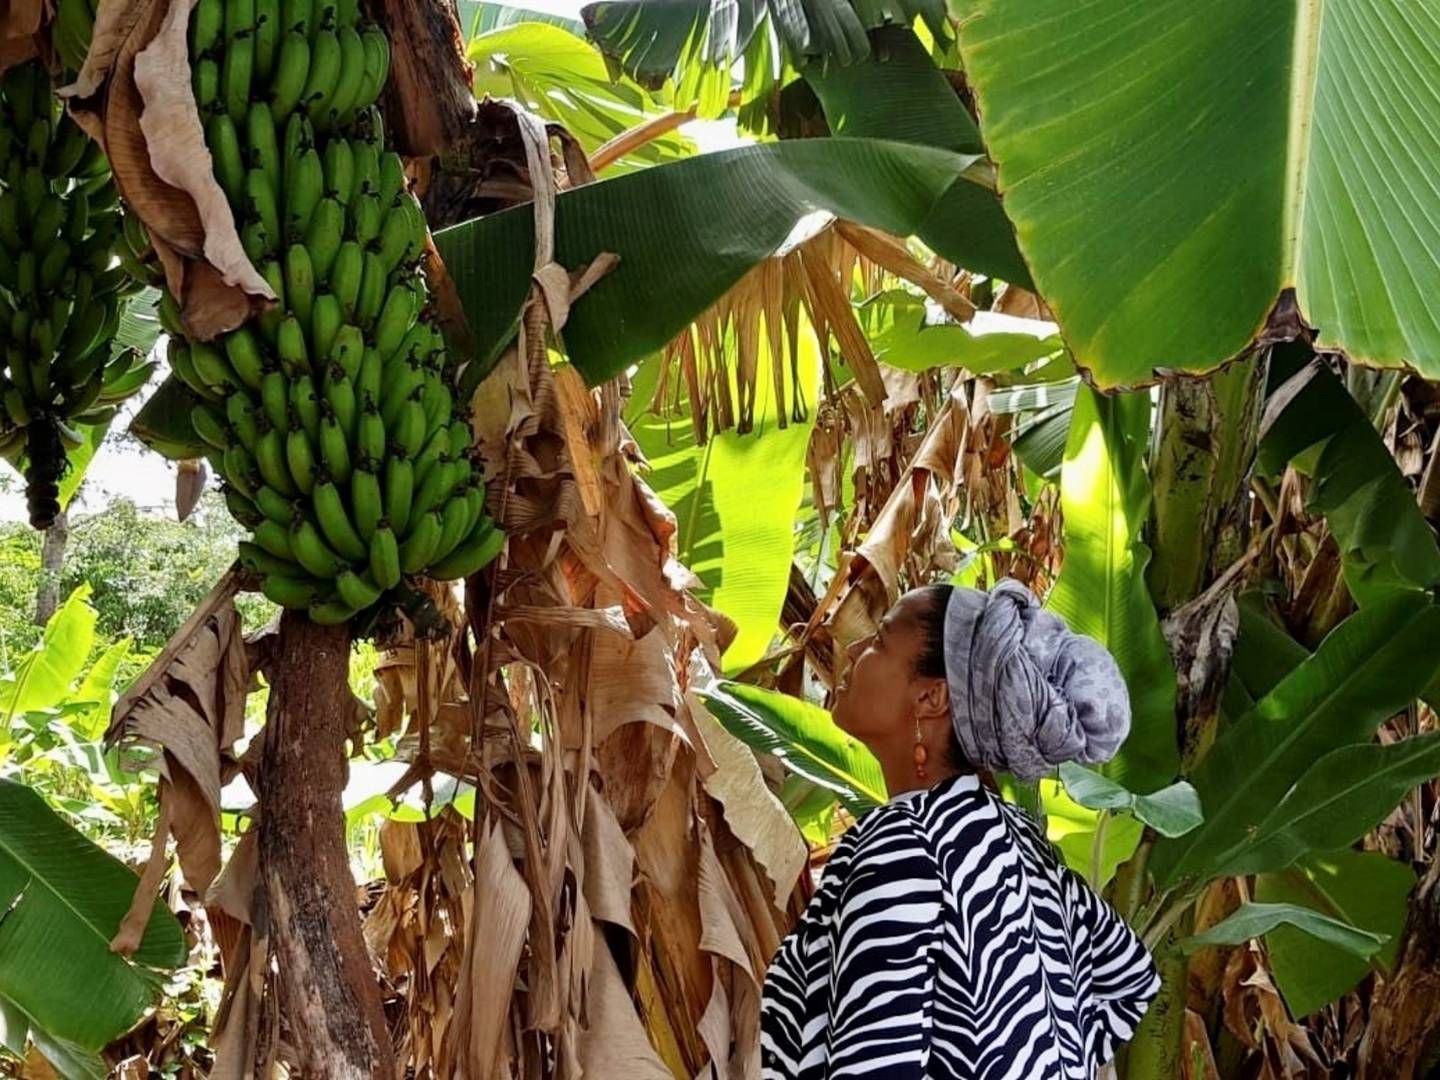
xmin=53 ymin=0 xmax=100 ymax=74
xmin=0 ymin=60 xmax=157 ymax=528
xmin=169 ymin=0 xmax=501 ymax=626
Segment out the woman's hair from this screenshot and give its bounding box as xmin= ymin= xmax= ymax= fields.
xmin=910 ymin=583 xmax=970 ymax=772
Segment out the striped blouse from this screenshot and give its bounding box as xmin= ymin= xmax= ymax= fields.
xmin=760 ymin=773 xmax=1160 ymax=1078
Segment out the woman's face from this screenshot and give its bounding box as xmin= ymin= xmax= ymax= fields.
xmin=832 ymin=590 xmax=938 ymax=741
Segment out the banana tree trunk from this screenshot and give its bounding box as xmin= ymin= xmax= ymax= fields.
xmin=257 ymin=611 xmax=395 ymax=1079
xmin=33 ymin=508 xmax=67 ymax=625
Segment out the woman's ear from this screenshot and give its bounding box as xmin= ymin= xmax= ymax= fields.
xmin=914 ymin=676 xmax=949 ymax=722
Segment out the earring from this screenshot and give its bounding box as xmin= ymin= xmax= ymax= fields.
xmin=913 ymin=719 xmax=929 ymax=781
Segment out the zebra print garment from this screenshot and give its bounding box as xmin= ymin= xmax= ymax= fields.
xmin=761 ymin=773 xmax=1159 ymax=1078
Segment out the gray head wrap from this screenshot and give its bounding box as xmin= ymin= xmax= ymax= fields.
xmin=943 ymin=579 xmax=1130 ymax=781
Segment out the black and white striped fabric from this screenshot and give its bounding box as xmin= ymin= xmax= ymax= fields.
xmin=761 ymin=773 xmax=1160 ymax=1078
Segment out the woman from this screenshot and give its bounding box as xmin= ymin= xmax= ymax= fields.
xmin=760 ymin=580 xmax=1160 ymax=1079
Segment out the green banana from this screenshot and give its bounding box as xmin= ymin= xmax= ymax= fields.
xmin=192 ymin=402 xmax=230 ymax=450
xmin=377 ymin=151 xmax=406 ymax=209
xmin=253 ymin=517 xmax=296 ymax=561
xmin=222 ymin=33 xmax=256 ymax=123
xmin=239 ymin=539 xmax=299 ymax=577
xmin=329 ymin=240 xmax=363 ymax=317
xmin=330 ymin=323 xmax=364 ymax=379
xmin=399 ymin=510 xmax=442 ymax=574
xmin=355 ymin=249 xmax=386 ymax=328
xmin=194 ymin=57 xmax=222 ymax=111
xmin=283 ymin=243 xmax=315 ymax=327
xmin=322 ymin=137 xmax=353 ymax=204
xmin=369 ymin=523 xmax=400 ymax=588
xmin=303 ymin=194 xmax=344 ymax=278
xmin=301 ymin=29 xmax=341 ymax=125
xmin=263 ymin=573 xmax=324 ymax=609
xmin=225 ymin=485 xmax=264 ymax=528
xmin=286 ymin=424 xmax=318 ymax=494
xmin=256 ymin=484 xmax=299 ymax=525
xmin=383 ymin=455 xmax=413 ymax=533
xmin=356 ymin=403 xmax=385 ymax=461
xmin=350 ymin=139 xmax=379 ymax=204
xmin=255 ymin=426 xmax=297 ymax=495
xmin=290 ymin=373 xmax=320 ymax=441
xmin=260 ymin=368 xmax=290 ymax=429
xmin=247 ymin=101 xmax=281 ymax=196
xmin=257 ymin=258 xmax=287 ymax=343
xmin=207 ymin=112 xmax=246 ymax=203
xmin=427 ymin=520 xmax=503 ymax=581
xmin=224 ymin=325 xmax=267 ymax=390
xmin=280 ymin=0 xmax=312 ymax=34
xmin=313 ymin=479 xmax=367 ymax=561
xmin=227 ymin=392 xmax=261 ymax=452
xmin=410 ymin=454 xmax=454 ymax=522
xmin=374 ymin=279 xmax=419 ymax=359
xmin=191 ymin=340 xmax=237 ymax=393
xmin=323 ymin=362 xmax=356 ymax=437
xmin=284 ymin=147 xmax=323 ymax=238
xmin=350 ymin=28 xmax=391 ymax=121
xmin=310 ymin=292 xmax=342 ymax=359
xmin=277 ymin=314 xmax=309 ymax=376
xmin=192 ymin=0 xmax=225 ymax=54
xmin=309 ymin=598 xmax=359 ymax=624
xmin=350 ymin=465 xmax=382 ymax=540
xmin=392 ymin=397 xmax=425 ymax=459
xmin=291 ymin=515 xmax=345 ymax=576
xmin=350 ymin=192 xmax=382 ymax=247
xmin=225 ymin=0 xmax=256 ymax=41
xmin=335 ymin=569 xmax=382 ymax=610
xmin=356 ymin=346 xmax=381 ymax=403
xmin=325 ymin=27 xmax=366 ymax=125
xmin=318 ymin=409 xmax=352 ymax=482
xmin=245 ymin=168 xmax=281 ymax=251
xmin=270 ymin=30 xmax=311 ymax=117
xmin=254 ymin=0 xmax=280 ymax=81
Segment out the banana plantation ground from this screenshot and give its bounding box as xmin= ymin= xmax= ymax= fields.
xmin=2 ymin=0 xmax=1440 ymax=1077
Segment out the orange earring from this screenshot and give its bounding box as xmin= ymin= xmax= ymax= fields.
xmin=913 ymin=719 xmax=929 ymax=781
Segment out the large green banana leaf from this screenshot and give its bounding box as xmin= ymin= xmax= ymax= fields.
xmin=696 ymin=680 xmax=887 ymax=815
xmin=1046 ymin=385 xmax=1177 ymax=791
xmin=957 ymin=1 xmax=1440 ymax=386
xmin=434 ymin=138 xmax=982 ymax=386
xmin=0 ymin=585 xmax=96 ymax=724
xmin=0 ymin=995 xmax=105 ymax=1080
xmin=1182 ymin=902 xmax=1385 ymax=961
xmin=469 ymin=21 xmax=694 ymax=173
xmin=1210 ymin=732 xmax=1440 ymax=879
xmin=625 ymin=331 xmax=818 ymax=673
xmin=1256 ymin=850 xmax=1412 ymax=1019
xmin=1258 ymin=354 xmax=1440 ymax=604
xmin=1152 ymin=593 xmax=1440 ymax=888
xmin=581 ymin=0 xmax=946 ymax=91
xmin=802 ymin=26 xmax=1030 ymax=286
xmin=0 ymin=779 xmax=186 ymax=1051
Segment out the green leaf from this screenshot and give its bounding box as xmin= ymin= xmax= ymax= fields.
xmin=1257 ymin=851 xmax=1413 ymax=1018
xmin=1259 ymin=359 xmax=1440 ymax=603
xmin=867 ymin=294 xmax=1059 ymax=374
xmin=0 ymin=993 xmax=107 ymax=1080
xmin=1182 ymin=902 xmax=1386 ymax=961
xmin=0 ymin=780 xmax=186 ymax=1051
xmin=1039 ymin=779 xmax=1142 ymax=890
xmin=129 ymin=374 xmax=208 ymax=461
xmin=114 ymin=290 xmax=163 ymax=357
xmin=1057 ymin=763 xmax=1202 ymax=839
xmin=1214 ymin=733 xmax=1440 ymax=878
xmin=957 ymin=1 xmax=1440 ymax=385
xmin=70 ymin=638 xmax=132 ymax=742
xmin=0 ymin=585 xmax=97 ymax=723
xmin=1230 ymin=591 xmax=1310 ymax=704
xmin=56 ymin=422 xmax=110 ymax=511
xmin=780 ymin=775 xmax=839 ymax=847
xmin=1046 ymin=384 xmax=1178 ymax=790
xmin=435 ymin=137 xmax=983 ymax=386
xmin=468 ymin=22 xmax=694 ymax=173
xmin=581 ymin=0 xmax=949 ymax=88
xmin=696 ymin=680 xmax=887 ymax=815
xmin=458 ymin=1 xmax=586 ymax=38
xmin=802 ymin=26 xmax=1031 ymax=286
xmin=625 ymin=335 xmax=818 ymax=672
xmin=1152 ymin=593 xmax=1440 ymax=888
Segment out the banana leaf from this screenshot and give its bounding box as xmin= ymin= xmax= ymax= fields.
xmin=580 ymin=0 xmax=948 ymax=90
xmin=1209 ymin=732 xmax=1440 ymax=879
xmin=434 ymin=137 xmax=983 ymax=387
xmin=1047 ymin=385 xmax=1178 ymax=791
xmin=802 ymin=26 xmax=1031 ymax=286
xmin=0 ymin=585 xmax=97 ymax=724
xmin=957 ymin=0 xmax=1440 ymax=385
xmin=0 ymin=779 xmax=186 ymax=1051
xmin=1182 ymin=902 xmax=1385 ymax=961
xmin=1256 ymin=850 xmax=1413 ymax=1018
xmin=696 ymin=680 xmax=886 ymax=815
xmin=1258 ymin=358 xmax=1440 ymax=604
xmin=129 ymin=374 xmax=207 ymax=461
xmin=1152 ymin=593 xmax=1440 ymax=888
